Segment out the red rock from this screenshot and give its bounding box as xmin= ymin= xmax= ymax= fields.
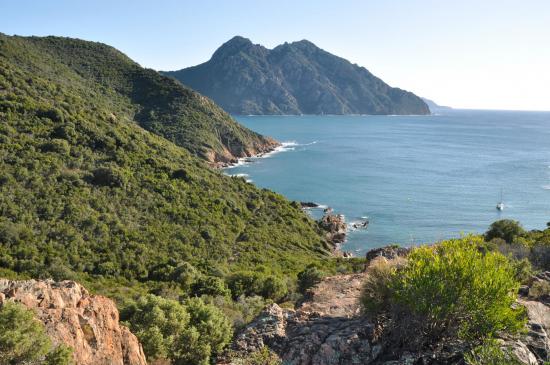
xmin=0 ymin=279 xmax=147 ymax=365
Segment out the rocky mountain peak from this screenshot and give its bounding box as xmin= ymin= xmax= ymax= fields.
xmin=211 ymin=35 xmax=256 ymax=60
xmin=165 ymin=37 xmax=429 ymax=115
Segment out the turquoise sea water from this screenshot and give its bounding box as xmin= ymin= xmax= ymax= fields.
xmin=227 ymin=110 xmax=550 ymax=254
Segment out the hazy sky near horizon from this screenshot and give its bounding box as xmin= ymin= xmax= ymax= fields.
xmin=3 ymin=0 xmax=550 ymax=111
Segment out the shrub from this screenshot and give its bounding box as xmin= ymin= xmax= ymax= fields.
xmin=485 ymin=220 xmax=526 ymax=244
xmin=529 ymin=280 xmax=550 ymax=300
xmin=297 ymin=264 xmax=324 ymax=294
xmin=465 ymin=339 xmax=523 ymax=365
xmin=361 ymin=257 xmax=406 ymax=317
xmin=171 ymin=262 xmax=198 ymax=293
xmin=391 ymin=236 xmax=525 ymax=342
xmin=260 ymin=275 xmax=287 ymax=301
xmin=0 ymin=301 xmax=73 ymax=364
xmin=510 ymin=258 xmax=534 ymax=283
xmin=240 ymin=346 xmax=281 ymax=365
xmin=120 ymin=294 xmax=190 ymax=361
xmin=227 ymin=272 xmax=287 ymax=301
xmin=191 ymin=276 xmax=231 ymax=298
xmin=530 ymin=244 xmax=550 ymax=270
xmin=176 ymin=297 xmax=233 ymax=365
xmin=90 ymin=166 xmax=127 ymax=187
xmin=40 ymin=139 xmax=71 ymax=155
xmin=121 ymin=294 xmax=232 ymax=365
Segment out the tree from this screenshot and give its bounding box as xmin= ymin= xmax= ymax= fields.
xmin=485 ymin=220 xmax=526 ymax=244
xmin=0 ymin=302 xmax=72 ymax=365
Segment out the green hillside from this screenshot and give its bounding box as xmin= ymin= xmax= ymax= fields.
xmin=0 ymin=34 xmax=334 ymax=296
xmin=2 ymin=35 xmax=278 ymax=165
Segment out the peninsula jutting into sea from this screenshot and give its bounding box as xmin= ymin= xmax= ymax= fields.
xmin=1 ymin=2 xmax=550 ymax=365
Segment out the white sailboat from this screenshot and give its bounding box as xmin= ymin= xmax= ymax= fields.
xmin=496 ymin=189 xmax=504 ymax=211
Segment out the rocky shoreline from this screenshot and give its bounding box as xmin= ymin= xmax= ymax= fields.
xmin=212 ymin=137 xmax=281 ymax=168
xmin=313 ymin=206 xmax=369 ymax=257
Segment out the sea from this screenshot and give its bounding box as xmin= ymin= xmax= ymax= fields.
xmin=225 ymin=109 xmax=550 ymax=254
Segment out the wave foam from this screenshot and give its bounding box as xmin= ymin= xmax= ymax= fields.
xmin=543 ymin=185 xmax=550 ymax=190
xmin=223 ymin=140 xmax=318 ymax=170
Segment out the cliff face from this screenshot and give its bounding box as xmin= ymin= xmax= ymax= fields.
xmin=0 ymin=279 xmax=147 ymax=365
xmin=164 ymin=36 xmax=430 ymax=116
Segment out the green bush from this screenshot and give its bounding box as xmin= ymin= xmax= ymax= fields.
xmin=392 ymin=236 xmax=525 ymax=341
xmin=465 ymin=339 xmax=523 ymax=365
xmin=90 ymin=166 xmax=127 ymax=188
xmin=239 ymin=346 xmax=281 ymax=365
xmin=485 ymin=220 xmax=526 ymax=244
xmin=227 ymin=271 xmax=287 ymax=301
xmin=0 ymin=302 xmax=73 ymax=365
xmin=529 ymin=280 xmax=550 ymax=300
xmin=191 ymin=276 xmax=231 ymax=298
xmin=511 ymin=258 xmax=534 ymax=283
xmin=120 ymin=294 xmax=189 ymax=361
xmin=361 ymin=257 xmax=406 ymax=317
xmin=176 ymin=297 xmax=233 ymax=365
xmin=297 ymin=265 xmax=324 ymax=294
xmin=121 ymin=294 xmax=232 ymax=365
xmin=40 ymin=139 xmax=70 ymax=155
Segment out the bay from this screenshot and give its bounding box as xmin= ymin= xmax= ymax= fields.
xmin=227 ymin=110 xmax=550 ymax=254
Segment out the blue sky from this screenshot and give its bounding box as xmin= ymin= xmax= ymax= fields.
xmin=2 ymin=0 xmax=549 ymax=110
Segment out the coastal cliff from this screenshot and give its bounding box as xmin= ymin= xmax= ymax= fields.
xmin=164 ymin=36 xmax=430 ymax=116
xmin=0 ymin=279 xmax=147 ymax=365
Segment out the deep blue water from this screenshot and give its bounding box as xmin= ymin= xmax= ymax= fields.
xmin=227 ymin=110 xmax=550 ymax=254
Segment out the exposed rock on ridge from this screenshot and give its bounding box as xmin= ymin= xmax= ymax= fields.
xmin=221 ymin=257 xmax=550 ymax=364
xmin=0 ymin=279 xmax=147 ymax=365
xmin=164 ymin=36 xmax=430 ymax=116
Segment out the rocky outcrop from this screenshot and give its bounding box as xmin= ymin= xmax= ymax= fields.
xmin=300 ymin=202 xmax=320 ymax=209
xmin=365 ymin=246 xmax=411 ymax=263
xmin=222 ymin=267 xmax=550 ymax=365
xmin=513 ymin=272 xmax=550 ymax=363
xmin=0 ymin=279 xmax=147 ymax=365
xmin=222 ymin=272 xmax=375 ymax=365
xmin=208 ymin=137 xmax=281 ymax=168
xmin=319 ymin=213 xmax=347 ymax=247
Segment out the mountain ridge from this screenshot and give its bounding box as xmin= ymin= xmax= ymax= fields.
xmin=164 ymin=36 xmax=430 ymax=116
xmin=3 ymin=34 xmax=278 ymax=166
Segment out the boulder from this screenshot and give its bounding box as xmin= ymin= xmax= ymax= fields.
xmin=319 ymin=213 xmax=347 ymax=246
xmin=365 ymin=246 xmax=410 ymax=263
xmin=300 ymin=202 xmax=320 ymax=208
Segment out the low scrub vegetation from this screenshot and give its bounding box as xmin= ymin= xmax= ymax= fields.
xmin=0 ymin=302 xmax=73 ymax=365
xmin=120 ymin=295 xmax=232 ymax=365
xmin=465 ymin=340 xmax=523 ymax=365
xmin=362 ymin=236 xmax=526 ymax=349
